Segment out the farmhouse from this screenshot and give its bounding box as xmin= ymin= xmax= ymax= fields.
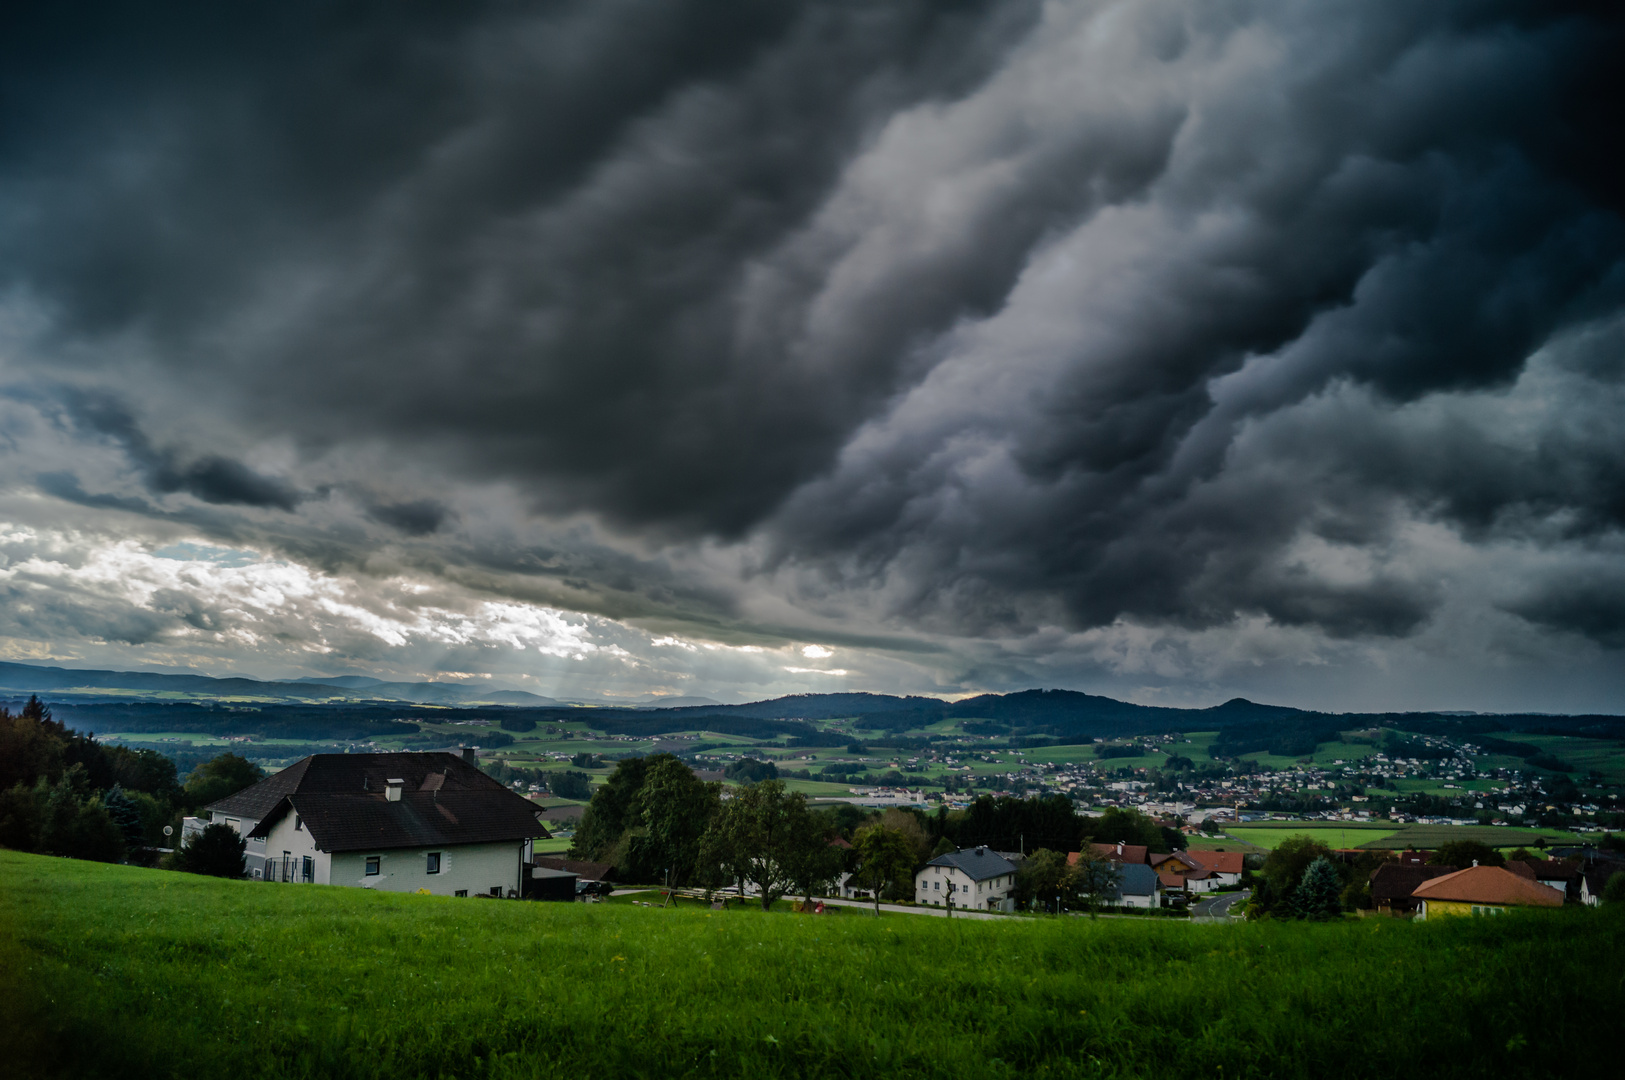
xmin=1411 ymin=865 xmax=1564 ymax=919
xmin=915 ymin=846 xmax=1018 ymax=912
xmin=204 ymin=751 xmax=551 ymax=897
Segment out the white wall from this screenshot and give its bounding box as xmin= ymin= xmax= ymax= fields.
xmin=915 ymin=863 xmax=1015 ymax=910
xmin=329 ymin=841 xmax=524 ymax=896
xmin=259 ymin=813 xmax=329 ymax=884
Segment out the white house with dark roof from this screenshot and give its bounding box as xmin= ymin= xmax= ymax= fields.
xmin=204 ymin=750 xmax=550 ymax=897
xmin=915 ymin=846 xmax=1018 ymax=912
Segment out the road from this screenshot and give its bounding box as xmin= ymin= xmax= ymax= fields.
xmin=1190 ymin=890 xmax=1249 ymax=919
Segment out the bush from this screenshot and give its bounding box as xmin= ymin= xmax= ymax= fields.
xmin=173 ymin=823 xmax=246 ymax=878
xmin=1603 ymin=871 xmax=1625 ymax=905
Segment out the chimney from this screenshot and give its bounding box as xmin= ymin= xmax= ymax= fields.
xmin=975 ymin=846 xmax=985 ymax=856
xmin=1117 ymin=842 xmax=1124 ymax=855
xmin=385 ymin=778 xmax=404 ymax=802
xmin=461 ymin=747 xmax=477 ymax=766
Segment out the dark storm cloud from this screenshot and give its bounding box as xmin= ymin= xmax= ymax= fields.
xmin=3 ymin=0 xmax=1625 ymax=666
xmin=366 ymin=499 xmax=452 ymax=537
xmin=44 ymin=390 xmax=301 ymax=511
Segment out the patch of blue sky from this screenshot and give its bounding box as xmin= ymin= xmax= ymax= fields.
xmin=152 ymin=542 xmax=262 ymax=567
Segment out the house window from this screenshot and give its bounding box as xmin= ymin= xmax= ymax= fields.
xmin=455 ymin=890 xmax=468 ymax=898
xmin=294 ymin=815 xmax=303 ymax=831
xmin=302 ymin=856 xmax=313 ymax=883
xmin=490 ymin=886 xmax=502 ymax=897
xmin=365 ymin=856 xmax=380 ymax=876
xmin=426 ymin=852 xmax=441 ymax=875
xmin=934 ymin=881 xmax=940 ymax=891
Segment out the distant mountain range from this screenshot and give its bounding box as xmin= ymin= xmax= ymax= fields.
xmin=4 ymin=660 xmax=1621 ymax=747
xmin=0 ymin=660 xmax=568 ymax=707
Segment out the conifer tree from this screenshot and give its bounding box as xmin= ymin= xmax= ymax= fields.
xmin=1291 ymin=856 xmax=1344 ymax=920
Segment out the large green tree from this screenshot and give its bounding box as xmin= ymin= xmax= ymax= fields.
xmin=853 ymin=823 xmax=918 ymax=916
xmin=569 ymin=755 xmax=662 ymax=863
xmin=1015 ymin=848 xmax=1070 ymax=913
xmin=628 ymin=755 xmax=720 ymax=887
xmin=1248 ymin=836 xmax=1336 ymax=920
xmin=183 ymin=754 xmax=264 ymax=810
xmin=702 ymin=780 xmax=831 ymax=911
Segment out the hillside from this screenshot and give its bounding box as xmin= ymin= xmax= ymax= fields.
xmin=3 ymin=851 xmax=1622 ymax=1079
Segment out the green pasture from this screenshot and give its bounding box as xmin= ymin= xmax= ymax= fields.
xmin=1228 ymin=827 xmax=1399 ymax=851
xmin=1503 ymin=734 xmax=1625 ymax=783
xmin=3 ymin=851 xmax=1623 ymax=1079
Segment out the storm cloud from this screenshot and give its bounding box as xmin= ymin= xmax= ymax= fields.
xmin=1 ymin=0 xmax=1624 ymax=709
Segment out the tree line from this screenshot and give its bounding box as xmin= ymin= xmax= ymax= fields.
xmin=0 ymin=697 xmax=264 ymax=864
xmin=567 ymin=753 xmax=1187 ymax=911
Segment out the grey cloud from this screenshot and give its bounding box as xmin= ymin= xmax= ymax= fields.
xmin=2 ymin=0 xmax=1625 ymax=704
xmin=366 ymin=498 xmax=452 ymax=536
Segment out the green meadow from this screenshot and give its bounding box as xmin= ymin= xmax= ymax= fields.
xmin=1227 ymin=826 xmax=1400 ymax=850
xmin=3 ymin=851 xmax=1622 ymax=1079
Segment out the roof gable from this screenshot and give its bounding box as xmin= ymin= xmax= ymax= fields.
xmin=927 ymin=847 xmax=1017 ymax=881
xmin=1412 ymin=865 xmax=1564 ymax=907
xmin=208 ymin=752 xmax=510 ymax=820
xmin=235 ymin=752 xmax=548 ymax=852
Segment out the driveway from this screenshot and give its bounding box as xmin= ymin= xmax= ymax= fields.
xmin=1191 ymin=890 xmax=1249 ymax=919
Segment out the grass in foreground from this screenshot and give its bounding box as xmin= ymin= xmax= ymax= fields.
xmin=2 ymin=850 xmax=1620 ymax=1079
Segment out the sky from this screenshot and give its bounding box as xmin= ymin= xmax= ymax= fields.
xmin=2 ymin=0 xmax=1624 ymax=712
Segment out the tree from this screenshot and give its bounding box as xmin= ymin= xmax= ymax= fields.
xmin=183 ymin=754 xmax=264 ymax=810
xmin=1087 ymin=807 xmax=1167 ymax=852
xmin=1249 ymin=836 xmax=1335 ymax=919
xmin=174 ymin=822 xmax=246 ymax=878
xmin=1602 ymin=871 xmax=1625 ymax=905
xmin=628 ymin=755 xmax=719 ymax=887
xmin=723 ymin=758 xmax=779 ymax=784
xmin=102 ymin=785 xmax=146 ymax=849
xmin=1015 ymin=848 xmax=1070 ymax=913
xmin=570 ymin=755 xmax=662 ymax=862
xmin=701 ymin=780 xmax=829 ymax=910
xmin=1290 ymin=856 xmax=1343 ymax=920
xmin=551 ymin=771 xmax=593 ymax=801
xmin=1067 ymin=849 xmax=1122 ymax=914
xmin=852 ymin=823 xmax=918 ymax=915
xmin=1431 ymin=841 xmax=1503 ymax=869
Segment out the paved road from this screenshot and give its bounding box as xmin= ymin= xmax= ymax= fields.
xmin=1191 ymin=890 xmax=1249 ymax=919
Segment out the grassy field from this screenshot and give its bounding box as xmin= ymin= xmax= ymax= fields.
xmin=1227 ymin=827 xmax=1400 ymax=850
xmin=1355 ymin=825 xmax=1575 ymax=850
xmin=3 ymin=851 xmax=1623 ymax=1079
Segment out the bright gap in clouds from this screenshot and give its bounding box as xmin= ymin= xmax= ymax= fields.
xmin=0 ymin=526 xmax=892 ymax=701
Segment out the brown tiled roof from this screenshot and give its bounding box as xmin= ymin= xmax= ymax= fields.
xmin=1157 ymin=871 xmax=1185 ymax=888
xmin=1369 ymin=863 xmax=1456 ymax=902
xmin=534 ymin=856 xmax=612 ymax=881
xmin=1412 ymin=865 xmax=1564 ymax=907
xmin=1506 ymin=861 xmax=1536 ymax=880
xmin=1150 ymin=851 xmax=1202 ymax=873
xmin=1189 ymin=850 xmax=1244 ymax=875
xmin=230 ymin=753 xmax=551 ymax=852
xmin=1087 ymin=842 xmax=1149 ymax=865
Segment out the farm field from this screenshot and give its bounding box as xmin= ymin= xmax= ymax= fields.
xmin=1228 ymin=827 xmax=1399 ymax=850
xmin=3 ymin=851 xmax=1623 ymax=1079
xmin=1355 ymin=824 xmax=1578 ymax=850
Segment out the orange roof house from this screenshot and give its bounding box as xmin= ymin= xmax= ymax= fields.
xmin=1411 ymin=865 xmax=1564 ymax=919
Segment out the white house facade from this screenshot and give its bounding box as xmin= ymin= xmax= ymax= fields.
xmin=915 ymin=847 xmax=1018 ymax=912
xmin=204 ymin=750 xmax=549 ymax=897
